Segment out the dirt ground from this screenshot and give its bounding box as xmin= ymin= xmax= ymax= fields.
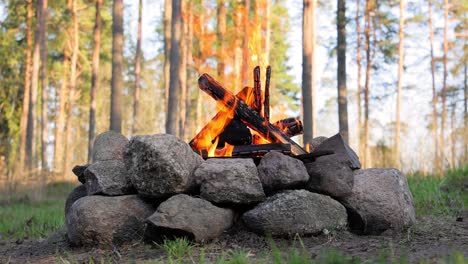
xmin=0 ymin=215 xmax=467 ymax=263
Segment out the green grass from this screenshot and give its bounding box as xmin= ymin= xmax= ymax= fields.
xmin=407 ymin=166 xmax=467 ymax=216
xmin=0 ymin=182 xmax=76 ymax=240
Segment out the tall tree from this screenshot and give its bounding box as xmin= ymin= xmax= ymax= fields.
xmin=440 ymin=0 xmax=449 ymax=162
xmin=40 ymin=0 xmax=48 ymax=170
xmin=164 ymin=0 xmax=172 ymax=113
xmin=179 ymin=0 xmax=188 ymax=139
xmin=337 ymin=0 xmax=348 ymax=143
xmin=64 ymin=0 xmax=79 ymax=176
xmin=363 ymin=0 xmax=373 ymax=167
xmin=302 ymin=0 xmax=317 ymax=144
xmin=166 ymin=0 xmax=182 ymax=134
xmin=428 ymin=0 xmax=439 ymax=172
xmin=110 ymin=0 xmax=124 ymax=132
xmin=395 ymin=0 xmax=405 ymax=167
xmin=18 ymin=0 xmax=33 ymax=171
xmin=356 ymin=0 xmax=363 ymax=158
xmin=54 ymin=47 xmax=68 ymax=173
xmin=88 ymin=0 xmax=103 ymax=162
xmin=27 ymin=0 xmax=45 ymax=169
xmin=217 ymin=0 xmax=226 ymax=83
xmin=131 ymin=0 xmax=143 ymax=136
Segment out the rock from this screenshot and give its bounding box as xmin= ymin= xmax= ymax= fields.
xmin=84 ymin=160 xmax=134 ymax=196
xmin=195 ymin=158 xmax=265 ymax=205
xmin=124 ymin=134 xmax=203 ymax=198
xmin=93 ymin=131 xmax=129 ymax=162
xmin=305 ymin=155 xmax=354 ymax=198
xmin=72 ymin=164 xmax=88 ymax=184
xmin=64 ymin=185 xmax=87 ymax=216
xmin=145 ymin=194 xmax=234 ymax=243
xmin=66 ymin=195 xmax=154 ymax=247
xmin=257 ymin=152 xmax=309 ymax=194
xmin=341 ymin=168 xmax=416 ymax=235
xmin=306 ymin=136 xmax=328 ymax=152
xmin=242 ymin=190 xmax=347 ymax=236
xmin=313 ymin=133 xmax=361 ymax=169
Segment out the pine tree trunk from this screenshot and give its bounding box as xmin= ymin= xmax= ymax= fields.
xmin=186 ymin=3 xmax=194 ymax=136
xmin=164 ymin=0 xmax=172 ymax=114
xmin=217 ymin=0 xmax=226 ymax=83
xmin=428 ymin=0 xmax=439 ymax=172
xmin=27 ymin=0 xmax=44 ymax=170
xmin=196 ymin=0 xmax=205 ymax=133
xmin=302 ymin=0 xmax=317 ymax=144
xmin=241 ymin=0 xmax=250 ymax=86
xmin=131 ymin=0 xmax=142 ymax=137
xmin=441 ymin=0 xmax=449 ymax=164
xmin=356 ymin=0 xmax=363 ymax=159
xmin=363 ymin=0 xmax=372 ymax=168
xmin=54 ymin=48 xmax=68 ymax=174
xmin=179 ymin=0 xmax=188 ymax=139
xmin=88 ymin=0 xmax=102 ymax=163
xmin=450 ymin=104 xmax=456 ymax=168
xmin=166 ymin=0 xmax=182 ymax=135
xmin=337 ymin=0 xmax=348 ymax=143
xmin=40 ymin=0 xmax=48 ymax=171
xmin=110 ymin=0 xmax=124 ymax=133
xmin=234 ymin=2 xmax=242 ymax=94
xmin=18 ymin=0 xmax=33 ymax=172
xmin=395 ymin=0 xmax=404 ymax=168
xmin=64 ymin=0 xmax=79 ymax=177
xmin=464 ymin=49 xmax=467 ymax=164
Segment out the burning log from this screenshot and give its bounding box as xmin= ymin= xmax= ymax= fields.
xmin=264 ymin=66 xmax=271 ymax=122
xmin=218 ymin=118 xmax=252 ymax=147
xmin=200 ymin=143 xmax=292 ymax=159
xmin=198 ymin=74 xmax=307 ymax=155
xmin=274 ymin=117 xmax=303 ymax=138
xmin=253 ymin=66 xmax=262 ymax=113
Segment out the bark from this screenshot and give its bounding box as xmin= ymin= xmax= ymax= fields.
xmin=40 ymin=0 xmax=48 ymax=170
xmin=165 ymin=0 xmax=182 ymax=135
xmin=131 ymin=0 xmax=142 ymax=137
xmin=395 ymin=0 xmax=404 ymax=167
xmin=18 ymin=0 xmax=33 ymax=171
xmin=179 ymin=0 xmax=188 ymax=139
xmin=64 ymin=0 xmax=79 ymax=177
xmin=88 ymin=0 xmax=102 ymax=163
xmin=164 ymin=0 xmax=172 ymax=114
xmin=337 ymin=0 xmax=348 ymax=143
xmin=54 ymin=48 xmax=68 ymax=173
xmin=363 ymin=0 xmax=372 ymax=168
xmin=356 ymin=0 xmax=363 ymax=159
xmin=450 ymin=104 xmax=456 ymax=168
xmin=110 ymin=0 xmax=124 ymax=132
xmin=217 ymin=0 xmax=226 ymax=83
xmin=428 ymin=0 xmax=439 ymax=172
xmin=464 ymin=48 xmax=467 ymax=163
xmin=186 ymin=3 xmax=194 ymax=136
xmin=441 ymin=0 xmax=448 ymax=161
xmin=241 ymin=0 xmax=250 ymax=86
xmin=27 ymin=0 xmax=43 ymax=169
xmin=302 ymin=0 xmax=317 ymax=144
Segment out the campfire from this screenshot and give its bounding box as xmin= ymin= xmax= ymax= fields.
xmin=189 ymin=66 xmax=308 ymax=158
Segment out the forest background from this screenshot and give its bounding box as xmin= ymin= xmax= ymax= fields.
xmin=0 ymin=0 xmax=466 ymax=189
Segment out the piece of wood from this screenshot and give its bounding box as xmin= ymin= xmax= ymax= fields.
xmin=189 ymin=86 xmax=254 ymax=150
xmin=253 ymin=66 xmax=262 ymax=113
xmin=294 ymin=150 xmax=335 ymax=163
xmin=218 ymin=118 xmax=252 ymax=147
xmin=198 ymin=73 xmax=307 ymax=155
xmin=274 ymin=117 xmax=303 ymax=137
xmin=200 ymin=143 xmax=292 ymax=159
xmin=264 ymin=66 xmax=271 ymax=122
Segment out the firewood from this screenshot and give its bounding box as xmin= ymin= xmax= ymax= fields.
xmin=198 ymin=74 xmax=307 ymax=155
xmin=264 ymin=66 xmax=271 ymax=122
xmin=274 ymin=117 xmax=303 ymax=138
xmin=253 ymin=66 xmax=262 ymax=113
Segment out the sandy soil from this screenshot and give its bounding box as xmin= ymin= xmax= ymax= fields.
xmin=0 ymin=215 xmax=467 ymax=263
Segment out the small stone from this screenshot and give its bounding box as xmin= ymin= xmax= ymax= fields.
xmin=145 ymin=194 xmax=234 ymax=243
xmin=257 ymin=152 xmax=309 ymax=194
xmin=242 ymin=190 xmax=347 ymax=237
xmin=72 ymin=164 xmax=88 ymax=184
xmin=341 ymin=168 xmax=416 ymax=235
xmin=195 ymin=158 xmax=265 ymax=205
xmin=93 ymin=131 xmax=129 ymax=162
xmin=84 ymin=160 xmax=134 ymax=196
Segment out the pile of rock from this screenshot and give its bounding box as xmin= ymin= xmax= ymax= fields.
xmin=65 ymin=131 xmax=416 ymax=247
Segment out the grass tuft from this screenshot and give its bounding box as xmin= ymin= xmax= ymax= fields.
xmin=160 ymin=237 xmax=193 ymax=262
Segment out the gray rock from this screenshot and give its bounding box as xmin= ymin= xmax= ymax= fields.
xmin=341 ymin=168 xmax=416 ymax=235
xmin=66 ymin=195 xmax=154 ymax=247
xmin=93 ymin=131 xmax=129 ymax=162
xmin=124 ymin=134 xmax=203 ymax=198
xmin=306 ymin=136 xmax=328 ymax=152
xmin=72 ymin=164 xmax=88 ymax=184
xmin=305 ymin=154 xmax=354 ymax=198
xmin=64 ymin=185 xmax=87 ymax=216
xmin=313 ymin=133 xmax=361 ymax=169
xmin=146 ymin=194 xmax=234 ymax=242
xmin=84 ymin=160 xmax=134 ymax=196
xmin=242 ymin=190 xmax=347 ymax=236
xmin=195 ymin=158 xmax=265 ymax=204
xmin=257 ymin=152 xmax=309 ymax=193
